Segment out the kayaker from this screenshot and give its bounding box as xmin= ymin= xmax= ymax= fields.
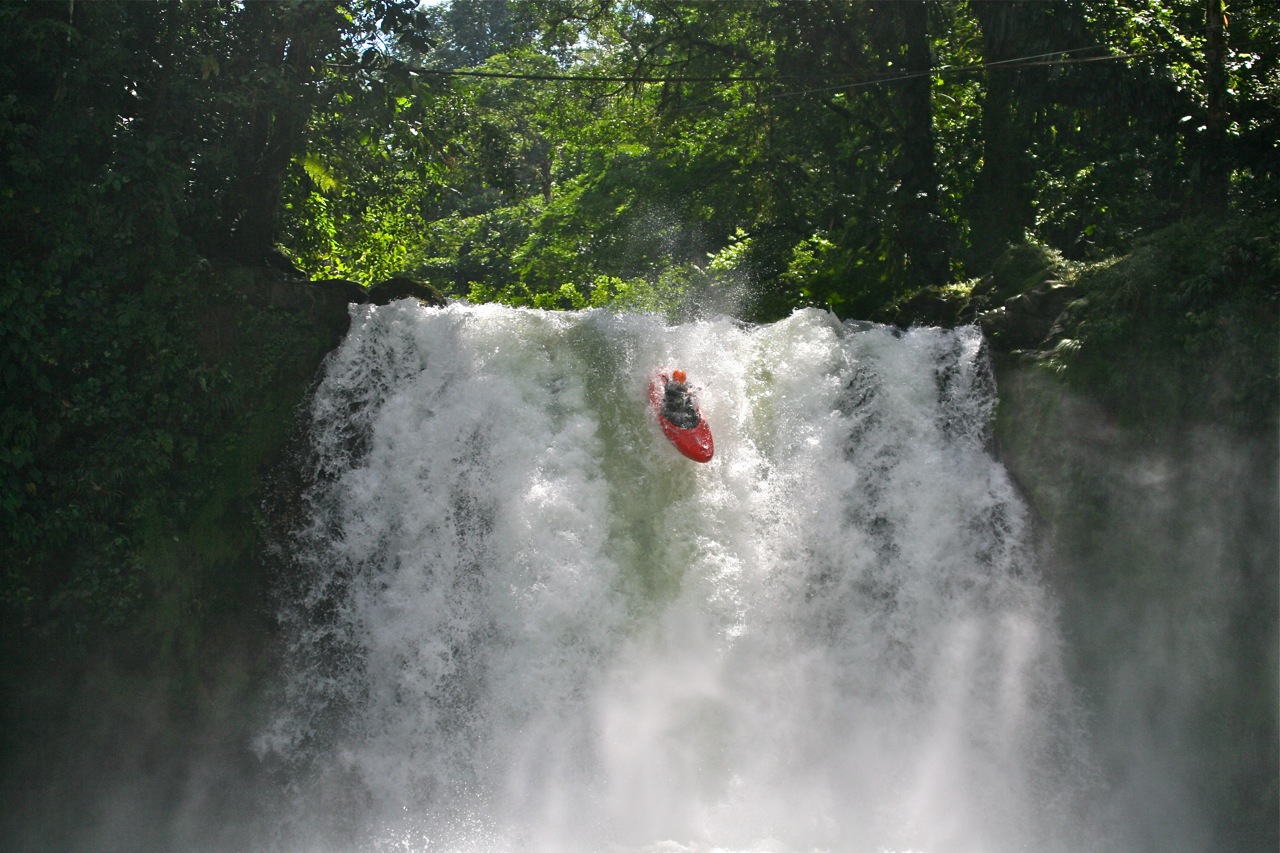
xmin=661 ymin=369 xmax=701 ymax=429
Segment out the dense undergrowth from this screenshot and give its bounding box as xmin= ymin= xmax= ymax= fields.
xmin=1047 ymin=215 xmax=1279 ymax=432
xmin=0 ymin=249 xmax=354 ymax=853
xmin=0 ymin=255 xmax=345 ymax=681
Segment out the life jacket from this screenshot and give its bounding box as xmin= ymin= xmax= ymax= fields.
xmin=661 ymin=380 xmax=701 ymax=429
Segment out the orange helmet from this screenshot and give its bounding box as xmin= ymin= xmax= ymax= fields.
xmin=672 ymin=369 xmax=687 ymax=383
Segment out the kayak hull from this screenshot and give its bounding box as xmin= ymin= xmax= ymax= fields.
xmin=649 ymin=372 xmax=714 ymax=463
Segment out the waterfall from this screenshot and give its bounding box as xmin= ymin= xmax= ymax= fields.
xmin=257 ymin=301 xmax=1099 ymax=853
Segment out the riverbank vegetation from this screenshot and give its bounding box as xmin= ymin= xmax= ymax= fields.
xmin=0 ymin=0 xmax=1275 ymax=811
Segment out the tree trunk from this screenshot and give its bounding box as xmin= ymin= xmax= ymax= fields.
xmin=220 ymin=2 xmax=339 ymax=265
xmin=894 ymin=0 xmax=950 ymax=286
xmin=968 ymin=0 xmax=1037 ymax=270
xmin=1200 ymin=0 xmax=1229 ymax=211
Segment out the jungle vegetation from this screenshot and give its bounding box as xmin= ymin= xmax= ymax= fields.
xmin=0 ymin=0 xmax=1276 ymax=650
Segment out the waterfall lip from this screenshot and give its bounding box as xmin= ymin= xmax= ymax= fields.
xmin=261 ymin=303 xmax=1099 ymax=853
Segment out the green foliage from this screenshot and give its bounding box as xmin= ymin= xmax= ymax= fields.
xmin=1037 ymin=215 xmax=1280 ymax=430
xmin=0 ymin=0 xmax=409 ymax=647
xmin=270 ymin=0 xmax=1279 ymax=322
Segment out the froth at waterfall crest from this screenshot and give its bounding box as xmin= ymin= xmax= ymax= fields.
xmin=258 ymin=301 xmax=1098 ymax=853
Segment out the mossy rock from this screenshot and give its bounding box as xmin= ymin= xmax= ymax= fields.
xmin=978 ymin=279 xmax=1081 ymax=353
xmin=872 ymin=283 xmax=975 ymax=328
xmin=972 ymin=241 xmax=1064 ymax=304
xmin=367 ymin=276 xmax=446 ymax=307
xmin=312 ymin=277 xmax=368 ymax=306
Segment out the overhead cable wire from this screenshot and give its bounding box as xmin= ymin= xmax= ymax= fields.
xmin=340 ymin=33 xmax=1265 ymax=92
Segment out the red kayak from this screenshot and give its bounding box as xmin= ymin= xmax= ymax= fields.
xmin=649 ymin=369 xmax=714 ymax=463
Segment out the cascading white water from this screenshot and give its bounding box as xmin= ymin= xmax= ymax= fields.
xmin=257 ymin=301 xmax=1100 ymax=853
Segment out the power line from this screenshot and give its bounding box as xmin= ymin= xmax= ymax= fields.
xmin=387 ymin=48 xmax=1098 ymax=84
xmin=342 ymin=35 xmax=1263 ymax=91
